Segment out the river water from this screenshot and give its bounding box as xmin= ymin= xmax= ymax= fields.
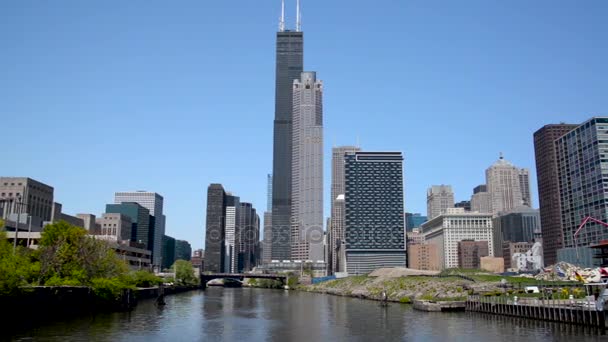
xmin=8 ymin=288 xmax=606 ymax=341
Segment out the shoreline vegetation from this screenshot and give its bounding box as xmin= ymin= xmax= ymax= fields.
xmin=0 ymin=220 xmax=200 ymax=317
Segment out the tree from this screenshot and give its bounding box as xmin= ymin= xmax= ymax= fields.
xmin=0 ymin=231 xmax=39 ymax=296
xmin=38 ymin=221 xmax=128 ymax=286
xmin=172 ymin=260 xmax=197 ymax=286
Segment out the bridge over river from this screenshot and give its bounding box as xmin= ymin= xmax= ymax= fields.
xmin=201 ymin=273 xmax=287 ymax=288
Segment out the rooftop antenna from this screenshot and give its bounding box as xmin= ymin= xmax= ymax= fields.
xmin=296 ymin=0 xmax=302 ymax=32
xmin=279 ymin=0 xmax=285 ymax=32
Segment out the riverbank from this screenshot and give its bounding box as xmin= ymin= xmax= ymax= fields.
xmin=1 ymin=285 xmax=201 ymax=332
xmin=300 ymin=270 xmax=577 ymax=304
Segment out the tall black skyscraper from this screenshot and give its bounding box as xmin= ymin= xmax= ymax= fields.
xmin=344 ymin=152 xmax=406 ymax=274
xmin=271 ymin=1 xmax=304 ymax=261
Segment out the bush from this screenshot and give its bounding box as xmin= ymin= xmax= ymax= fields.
xmin=91 ymin=277 xmax=134 ymax=301
xmin=128 ymin=270 xmax=163 ymax=288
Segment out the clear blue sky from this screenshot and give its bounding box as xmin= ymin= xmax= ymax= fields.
xmin=1 ymin=1 xmax=607 ymax=250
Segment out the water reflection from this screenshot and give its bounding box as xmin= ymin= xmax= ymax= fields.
xmin=6 ymin=288 xmax=606 ymax=341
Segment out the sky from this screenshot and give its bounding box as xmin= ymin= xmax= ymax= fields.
xmin=1 ymin=0 xmax=607 ymax=251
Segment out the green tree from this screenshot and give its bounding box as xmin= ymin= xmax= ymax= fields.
xmin=38 ymin=221 xmax=128 ymax=286
xmin=172 ymin=260 xmax=197 ymax=286
xmin=0 ymin=231 xmax=39 ymax=296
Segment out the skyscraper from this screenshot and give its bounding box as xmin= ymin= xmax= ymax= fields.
xmin=239 ymin=202 xmax=260 ymax=272
xmin=519 ymin=169 xmax=532 ymax=207
xmin=427 ymin=185 xmax=455 ymax=220
xmin=271 ymin=1 xmax=304 ymax=261
xmin=291 ymin=71 xmax=324 ymax=262
xmin=105 ymin=202 xmax=150 ymax=248
xmin=485 ymin=154 xmax=527 ymax=215
xmin=533 ymin=123 xmax=577 ymax=265
xmin=263 ymin=174 xmax=273 ymax=263
xmin=471 ymin=184 xmax=492 ymax=214
xmin=556 ymin=118 xmax=608 ymax=250
xmin=114 ymin=191 xmax=165 ymax=268
xmin=330 ymin=146 xmax=361 ymax=274
xmin=224 ymin=194 xmax=240 ymax=272
xmin=344 ymin=152 xmax=406 ymax=274
xmin=204 ymin=184 xmax=226 ymax=272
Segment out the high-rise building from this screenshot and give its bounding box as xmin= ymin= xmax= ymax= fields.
xmin=519 ymin=169 xmax=532 ymax=207
xmin=405 ymin=213 xmax=427 ymax=231
xmin=175 ymin=240 xmax=192 ymax=261
xmin=492 ymin=207 xmax=540 ymax=257
xmin=224 ymin=194 xmax=240 ymax=272
xmin=262 ymin=211 xmax=273 ymax=263
xmin=533 ymin=123 xmax=577 ymax=265
xmin=421 ymin=208 xmax=494 ymax=269
xmin=271 ymin=1 xmax=304 ymax=261
xmin=426 ymin=185 xmax=455 ymax=220
xmin=262 ymin=174 xmax=273 ymax=263
xmin=471 ymin=184 xmax=492 ymax=214
xmin=291 ymin=71 xmax=324 ymax=262
xmin=485 ymin=154 xmax=528 ymax=215
xmin=162 ymin=235 xmax=176 ymax=270
xmin=344 ymin=152 xmax=406 ymax=274
xmin=458 ymin=240 xmax=489 ymax=269
xmin=0 ymin=177 xmax=54 ymax=222
xmin=556 ymin=118 xmax=608 ymax=250
xmin=114 ymin=191 xmax=165 ymax=268
xmin=239 ymin=202 xmax=260 ymax=272
xmin=329 ymin=146 xmax=360 ymax=274
xmin=204 ymin=184 xmax=226 ymax=273
xmin=105 ymin=202 xmax=151 ymax=248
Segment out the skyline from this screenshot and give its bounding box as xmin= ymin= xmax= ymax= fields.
xmin=2 ymin=1 xmax=607 ymax=250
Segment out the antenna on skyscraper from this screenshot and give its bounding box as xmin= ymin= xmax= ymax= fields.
xmin=279 ymin=0 xmax=286 ymax=32
xmin=296 ymin=0 xmax=302 ymax=32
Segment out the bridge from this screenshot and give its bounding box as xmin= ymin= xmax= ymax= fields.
xmin=201 ymin=273 xmax=287 ymax=288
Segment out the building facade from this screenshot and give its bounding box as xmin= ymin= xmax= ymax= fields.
xmin=175 ymin=240 xmax=192 ymax=261
xmin=519 ymin=169 xmax=532 ymax=207
xmin=457 ymin=240 xmax=489 ymax=269
xmin=0 ymin=177 xmax=54 ymax=222
xmin=533 ymin=123 xmax=577 ymax=265
xmin=407 ymin=244 xmax=440 ymax=271
xmin=421 ymin=208 xmax=494 ymax=269
xmin=105 ymin=202 xmax=150 ymax=248
xmin=486 ymin=155 xmax=528 ymax=215
xmin=291 ymin=71 xmax=324 ymax=262
xmin=96 ymin=213 xmax=132 ymax=242
xmin=344 ymin=152 xmax=406 ymax=274
xmin=224 ymin=194 xmax=240 ymax=273
xmin=492 ymin=207 xmax=540 ymax=257
xmin=455 ymin=201 xmax=471 ymax=212
xmin=162 ymin=235 xmax=176 ymax=270
xmin=405 ymin=213 xmax=427 ymax=231
xmin=330 ymin=146 xmax=360 ymax=274
xmin=427 ymin=185 xmax=455 ymax=220
xmin=239 ymin=202 xmax=260 ymax=272
xmin=556 ymin=118 xmax=608 ymax=250
xmin=114 ymin=191 xmax=165 ymax=268
xmin=204 ymin=184 xmax=226 ymax=273
xmin=271 ymin=23 xmax=304 ymax=262
xmin=471 ymin=185 xmax=492 ymax=214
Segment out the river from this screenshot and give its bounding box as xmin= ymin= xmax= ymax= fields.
xmin=7 ymin=288 xmax=606 ymax=341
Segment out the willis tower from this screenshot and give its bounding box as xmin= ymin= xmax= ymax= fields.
xmin=271 ymin=0 xmax=304 ymax=260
